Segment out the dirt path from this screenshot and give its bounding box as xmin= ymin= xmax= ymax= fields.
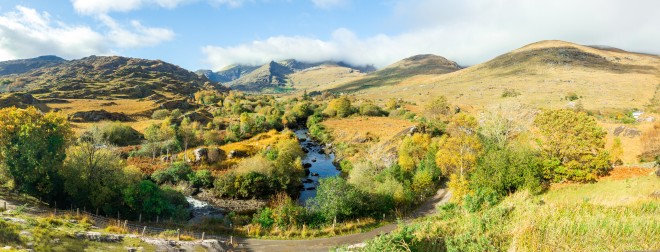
xmin=235 ymin=188 xmax=451 ymax=252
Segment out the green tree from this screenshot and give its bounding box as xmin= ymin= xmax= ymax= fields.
xmin=534 ymin=109 xmax=611 ymax=182
xmin=178 ymin=117 xmax=200 ymax=159
xmin=310 ymin=177 xmax=362 ymax=222
xmin=0 ymin=107 xmax=73 ymax=201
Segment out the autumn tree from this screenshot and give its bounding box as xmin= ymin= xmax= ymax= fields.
xmin=323 ymin=96 xmax=353 ymax=118
xmin=0 ymin=107 xmax=72 ymax=201
xmin=534 ymin=109 xmax=611 ymax=182
xmin=398 ymin=133 xmax=431 ymax=172
xmin=435 ymin=113 xmax=483 ymax=178
xmin=178 ymin=117 xmax=200 ymax=160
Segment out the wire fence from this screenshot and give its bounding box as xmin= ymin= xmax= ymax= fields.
xmin=2 ymin=201 xmax=231 ymax=243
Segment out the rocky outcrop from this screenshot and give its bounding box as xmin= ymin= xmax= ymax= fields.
xmin=68 ymin=110 xmax=133 ymax=122
xmin=74 ymin=232 xmax=123 ymax=243
xmin=193 ymin=147 xmax=225 ymax=163
xmin=613 ymin=126 xmax=641 ymax=138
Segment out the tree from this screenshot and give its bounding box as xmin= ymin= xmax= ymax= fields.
xmin=310 ymin=177 xmax=362 ymax=222
xmin=398 ymin=133 xmax=431 ymax=172
xmin=323 ymin=96 xmax=353 ymax=118
xmin=178 ymin=117 xmax=200 ymax=160
xmin=435 ymin=113 xmax=483 ymax=178
xmin=62 ymin=131 xmax=134 ymax=214
xmin=534 ymin=109 xmax=611 ymax=182
xmin=0 ymin=107 xmax=72 ymax=201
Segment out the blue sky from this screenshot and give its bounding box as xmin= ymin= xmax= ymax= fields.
xmin=1 ymin=0 xmax=659 ymax=71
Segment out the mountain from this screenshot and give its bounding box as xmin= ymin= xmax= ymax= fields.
xmin=0 ymin=55 xmax=67 ymax=76
xmin=196 ymin=59 xmax=375 ymax=92
xmin=345 ymin=40 xmax=659 ymax=112
xmin=0 ymin=55 xmax=227 ymax=99
xmin=328 ymin=54 xmax=462 ymax=93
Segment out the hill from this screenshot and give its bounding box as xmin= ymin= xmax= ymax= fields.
xmin=196 ymin=59 xmax=374 ymax=92
xmin=328 ymin=54 xmax=462 ymax=93
xmin=0 ymin=55 xmax=67 ymax=76
xmin=0 ymin=55 xmax=226 ymax=99
xmin=346 ymin=40 xmax=659 ymax=112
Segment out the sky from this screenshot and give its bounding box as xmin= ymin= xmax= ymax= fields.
xmin=0 ymin=0 xmax=658 ymax=71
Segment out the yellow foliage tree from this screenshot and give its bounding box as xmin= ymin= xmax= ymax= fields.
xmin=398 ymin=133 xmax=431 ymax=172
xmin=435 ymin=113 xmax=483 ymax=177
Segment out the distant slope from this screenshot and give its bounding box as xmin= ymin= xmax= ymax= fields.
xmin=1 ymin=55 xmax=226 ymax=99
xmin=0 ymin=55 xmax=67 ymax=76
xmin=328 ymin=54 xmax=461 ymax=93
xmin=287 ymin=64 xmax=367 ymax=94
xmin=202 ymin=59 xmax=374 ymax=92
xmin=352 ymin=40 xmax=660 ymax=113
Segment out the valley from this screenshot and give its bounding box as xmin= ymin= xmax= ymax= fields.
xmin=0 ymin=39 xmax=658 ymax=252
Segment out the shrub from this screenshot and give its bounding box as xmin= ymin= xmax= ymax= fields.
xmin=0 ymin=220 xmax=21 ymax=245
xmin=501 ymin=88 xmax=521 ymax=98
xmin=359 ymin=103 xmax=387 ymax=116
xmin=188 ymin=169 xmax=214 ymax=188
xmin=323 ymin=96 xmax=353 ymax=118
xmin=253 ymin=207 xmax=275 ymax=229
xmin=462 ymin=188 xmax=500 ymax=213
xmin=151 ymin=109 xmax=171 ymax=120
xmin=565 ymin=92 xmax=580 ymax=101
xmin=100 ymin=122 xmax=143 ymax=146
xmin=151 ymin=162 xmax=194 ymax=185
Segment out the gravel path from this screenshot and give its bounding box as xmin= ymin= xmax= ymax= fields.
xmin=235 ymin=188 xmax=451 ymax=252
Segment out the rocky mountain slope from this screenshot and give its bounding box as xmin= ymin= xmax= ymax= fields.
xmin=0 ymin=55 xmax=227 ymax=99
xmin=196 ymin=59 xmax=375 ymax=92
xmin=0 ymin=55 xmax=67 ymax=76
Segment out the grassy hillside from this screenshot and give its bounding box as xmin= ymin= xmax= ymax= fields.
xmin=348 ymin=41 xmax=659 ymax=112
xmin=328 ymin=54 xmax=462 ymax=93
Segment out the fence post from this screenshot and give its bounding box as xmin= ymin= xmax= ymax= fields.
xmin=156 ymin=216 xmax=159 ymax=223
xmin=76 ymin=208 xmax=79 ymax=218
xmin=54 ymin=202 xmax=57 ymax=215
xmin=124 ymin=220 xmax=128 ymax=230
xmin=230 ymin=236 xmax=233 ymax=245
xmin=142 ymin=226 xmax=147 ymax=237
xmin=96 ymin=208 xmax=99 ymax=216
xmin=118 ymin=212 xmax=120 ymax=220
xmin=3 ymin=201 xmax=6 ymax=211
xmin=139 ymin=214 xmax=142 ymax=223
xmin=177 ymin=229 xmax=180 ymax=241
xmin=201 ymin=232 xmax=205 ymax=240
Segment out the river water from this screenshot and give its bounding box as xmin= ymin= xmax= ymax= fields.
xmin=185 ymin=127 xmax=340 ymax=221
xmin=294 ymin=128 xmax=340 ymax=204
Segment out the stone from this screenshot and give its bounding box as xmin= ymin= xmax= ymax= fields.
xmin=194 ymin=148 xmax=208 ymax=162
xmin=303 ymin=163 xmax=312 ymax=168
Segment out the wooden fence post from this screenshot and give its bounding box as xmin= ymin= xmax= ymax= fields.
xmin=76 ymin=208 xmax=79 ymax=218
xmin=201 ymin=232 xmax=205 ymax=240
xmin=96 ymin=208 xmax=99 ymax=216
xmin=156 ymin=216 xmax=159 ymax=223
xmin=142 ymin=226 xmax=147 ymax=237
xmin=3 ymin=201 xmax=6 ymax=211
xmin=139 ymin=213 xmax=142 ymax=223
xmin=177 ymin=229 xmax=180 ymax=241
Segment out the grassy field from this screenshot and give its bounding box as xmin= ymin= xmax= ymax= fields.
xmin=286 ymin=65 xmax=366 ymax=95
xmin=321 ymin=116 xmax=416 ymax=164
xmin=359 ymin=170 xmax=660 ymax=251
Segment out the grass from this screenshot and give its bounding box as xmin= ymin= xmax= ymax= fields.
xmin=322 ymin=116 xmax=416 ymax=163
xmin=357 ymin=173 xmax=660 ymax=251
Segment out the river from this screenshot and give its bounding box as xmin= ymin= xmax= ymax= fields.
xmin=294 ymin=128 xmax=340 ymax=204
xmin=185 ymin=127 xmax=340 ymax=221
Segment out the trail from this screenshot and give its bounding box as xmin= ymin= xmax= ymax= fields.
xmin=235 ymin=188 xmax=451 ymax=252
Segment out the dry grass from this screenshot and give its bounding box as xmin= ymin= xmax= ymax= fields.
xmin=47 ymin=99 xmax=157 ymax=115
xmin=322 ymin=116 xmax=415 ymax=164
xmin=542 ymin=174 xmax=659 ymax=206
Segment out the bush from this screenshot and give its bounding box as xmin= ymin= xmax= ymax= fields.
xmin=501 ymin=88 xmax=521 ymax=98
xmin=188 ymin=169 xmax=214 ymax=188
xmin=152 ymin=109 xmax=171 ymax=120
xmin=462 ymin=188 xmax=500 ymax=213
xmin=151 ymin=162 xmax=194 ymax=185
xmin=0 ymin=220 xmax=21 ymax=245
xmin=359 ymin=103 xmax=387 ymax=116
xmin=565 ymin=92 xmax=580 ymax=101
xmin=100 ymin=122 xmax=143 ymax=146
xmin=253 ymin=207 xmax=275 ymax=229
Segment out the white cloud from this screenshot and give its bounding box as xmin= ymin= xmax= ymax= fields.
xmin=98 ymin=14 xmax=174 ymax=48
xmin=311 ymin=0 xmax=348 ymax=9
xmin=71 ymin=0 xmax=250 ymax=14
xmin=71 ymin=0 xmax=191 ymax=15
xmin=0 ymin=6 xmax=175 ymax=61
xmin=203 ymin=0 xmax=660 ymax=70
xmin=0 ymin=5 xmax=107 ymax=60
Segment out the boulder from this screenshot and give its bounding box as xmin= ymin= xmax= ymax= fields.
xmin=303 ymin=163 xmax=312 ymax=168
xmin=613 ymin=126 xmax=641 ymax=138
xmin=227 ymin=150 xmax=248 ymax=159
xmin=68 ymin=110 xmax=133 ymax=122
xmin=180 ymin=110 xmax=213 ymax=125
xmin=194 ymin=148 xmax=208 ymax=162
